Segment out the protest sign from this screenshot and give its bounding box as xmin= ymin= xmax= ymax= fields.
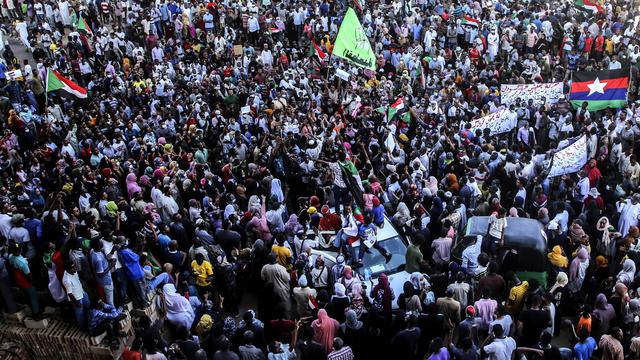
xmin=548 ymin=135 xmax=588 ymax=177
xmin=467 ymin=109 xmax=514 ymax=135
xmin=500 ymin=82 xmax=563 ymax=106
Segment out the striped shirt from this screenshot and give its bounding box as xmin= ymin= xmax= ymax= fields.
xmin=327 ymin=347 xmax=354 ymax=360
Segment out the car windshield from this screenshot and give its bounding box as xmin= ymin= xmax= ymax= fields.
xmin=350 ymin=236 xmax=407 ymax=277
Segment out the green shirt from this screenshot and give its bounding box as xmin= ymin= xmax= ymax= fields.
xmin=405 ymin=244 xmax=423 ymax=273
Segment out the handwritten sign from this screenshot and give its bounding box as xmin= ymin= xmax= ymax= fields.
xmin=467 ymin=109 xmax=514 ymax=135
xmin=5 ymin=70 xmax=23 ymax=81
xmin=501 ymin=82 xmax=563 ymax=106
xmin=548 ymin=135 xmax=588 ymax=177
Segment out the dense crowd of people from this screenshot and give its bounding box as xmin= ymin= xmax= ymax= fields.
xmin=0 ymin=0 xmax=640 ymax=359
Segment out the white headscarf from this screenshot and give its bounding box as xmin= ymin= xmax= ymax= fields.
xmin=162 ymin=283 xmax=195 ymax=329
xmin=270 ymin=178 xmax=285 ymax=203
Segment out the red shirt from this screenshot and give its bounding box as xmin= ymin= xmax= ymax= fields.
xmin=584 ymin=37 xmax=593 ymax=53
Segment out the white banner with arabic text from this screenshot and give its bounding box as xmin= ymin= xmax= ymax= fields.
xmin=467 ymin=109 xmax=514 ymax=135
xmin=501 ymin=82 xmax=563 ymax=106
xmin=548 ymin=135 xmax=588 ymax=178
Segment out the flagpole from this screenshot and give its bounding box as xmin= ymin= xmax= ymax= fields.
xmin=628 ymin=66 xmax=632 ymax=104
xmin=325 ymin=53 xmax=333 ymax=83
xmin=45 ymin=67 xmax=48 ymax=109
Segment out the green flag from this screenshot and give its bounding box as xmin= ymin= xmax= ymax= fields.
xmin=76 ymin=15 xmax=93 ymax=35
xmin=332 ymin=8 xmax=376 ymax=71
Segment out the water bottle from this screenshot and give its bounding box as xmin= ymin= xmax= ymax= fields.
xmin=364 ymin=268 xmax=371 ymax=281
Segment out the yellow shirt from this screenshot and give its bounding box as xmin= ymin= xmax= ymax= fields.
xmin=506 ymin=281 xmax=529 ymax=315
xmin=605 ymin=38 xmax=614 ymax=54
xmin=191 ymin=260 xmax=213 ymax=287
xmin=271 ymin=244 xmax=292 ymax=268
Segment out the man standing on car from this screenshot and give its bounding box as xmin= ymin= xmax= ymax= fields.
xmin=356 ymin=212 xmax=391 ymax=267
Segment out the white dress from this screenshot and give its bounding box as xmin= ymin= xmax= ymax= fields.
xmin=15 ymin=21 xmax=31 ymax=51
xmin=58 ymin=0 xmax=71 ymax=26
xmin=618 ymin=199 xmax=640 ymax=237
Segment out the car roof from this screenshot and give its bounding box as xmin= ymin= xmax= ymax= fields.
xmin=465 ymin=216 xmax=547 ymax=253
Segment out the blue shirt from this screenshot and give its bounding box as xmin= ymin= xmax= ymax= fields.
xmin=89 ymin=304 xmax=122 ymax=335
xmin=118 ymin=249 xmax=144 ymax=280
xmin=25 ymin=218 xmax=43 ymax=248
xmin=90 ymin=250 xmax=112 ymax=286
xmin=358 ymin=223 xmax=376 ymax=241
xmin=372 ymin=205 xmax=385 ymax=226
xmin=573 ymin=338 xmax=596 ymax=360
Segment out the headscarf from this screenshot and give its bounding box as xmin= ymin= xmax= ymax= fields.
xmin=195 ymin=314 xmax=213 ymax=337
xmin=595 ymin=255 xmax=608 ymax=268
xmin=626 ymin=299 xmax=640 ymax=324
xmin=432 ymin=197 xmax=444 ymax=214
xmin=248 ymin=195 xmax=261 ymax=213
xmin=285 ymin=214 xmax=301 ymax=234
xmin=394 ymin=202 xmax=411 ymax=225
xmin=617 ymin=259 xmax=636 ymax=285
xmin=425 ymin=176 xmax=439 ymax=196
xmin=593 ymin=293 xmax=615 ymax=332
xmin=597 ymin=217 xmax=612 ymax=248
xmin=372 ymin=273 xmax=393 ymax=314
xmin=298 ymin=275 xmax=308 ymax=287
xmin=311 ymin=309 xmax=339 ymax=352
xmin=126 ymin=173 xmax=142 ymax=199
xmin=613 ymin=283 xmax=630 ymax=313
xmin=224 ymin=204 xmax=235 ymax=220
xmin=341 ymin=309 xmax=363 ymax=331
xmin=569 ymin=247 xmax=589 ymax=281
xmin=410 ymin=272 xmax=427 ymax=291
xmin=569 ymin=221 xmax=588 ymax=244
xmin=549 ymin=272 xmax=568 ymax=293
xmin=105 ymin=201 xmax=118 ymax=216
xmin=406 ymin=295 xmax=422 ymax=313
xmin=343 ymin=266 xmax=353 ymax=280
xmin=270 ymin=178 xmax=284 ymax=203
xmin=144 ymin=203 xmax=161 ymax=222
xmin=547 ymin=245 xmax=569 ymax=268
xmin=334 ymin=283 xmax=347 ymax=297
xmin=614 ymin=283 xmax=628 ymax=298
xmin=349 ymin=282 xmax=365 ymax=318
xmin=162 ymin=284 xmax=195 ymax=329
xmin=445 ymin=173 xmax=459 ymax=192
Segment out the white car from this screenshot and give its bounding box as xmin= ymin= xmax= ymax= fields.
xmin=308 ymin=215 xmax=412 ymax=309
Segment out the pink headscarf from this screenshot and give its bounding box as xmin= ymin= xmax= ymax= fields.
xmin=311 ymin=309 xmax=339 ymax=352
xmin=569 ymin=247 xmax=589 ymax=281
xmin=144 ymin=203 xmax=161 ymax=222
xmin=126 ymin=173 xmax=142 ymax=199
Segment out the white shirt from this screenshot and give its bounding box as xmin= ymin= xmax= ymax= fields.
xmin=577 ymin=177 xmax=590 ymax=200
xmin=62 ymin=271 xmax=84 ymax=300
xmin=248 ymin=16 xmax=260 ymax=32
xmin=483 ymin=337 xmax=517 ymax=360
xmin=0 ymin=214 xmax=12 ymax=239
xmin=609 ymin=60 xmax=622 ymax=70
xmin=552 ymin=210 xmax=569 ymax=233
xmin=151 ymin=47 xmax=164 ymax=62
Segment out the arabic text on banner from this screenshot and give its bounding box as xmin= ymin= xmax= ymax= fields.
xmin=500 ymin=83 xmax=564 ymax=106
xmin=467 ymin=109 xmax=514 ymax=135
xmin=548 ymin=135 xmax=588 ymax=178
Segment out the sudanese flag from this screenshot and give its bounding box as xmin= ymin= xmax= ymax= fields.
xmin=570 ymin=68 xmax=629 ymax=111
